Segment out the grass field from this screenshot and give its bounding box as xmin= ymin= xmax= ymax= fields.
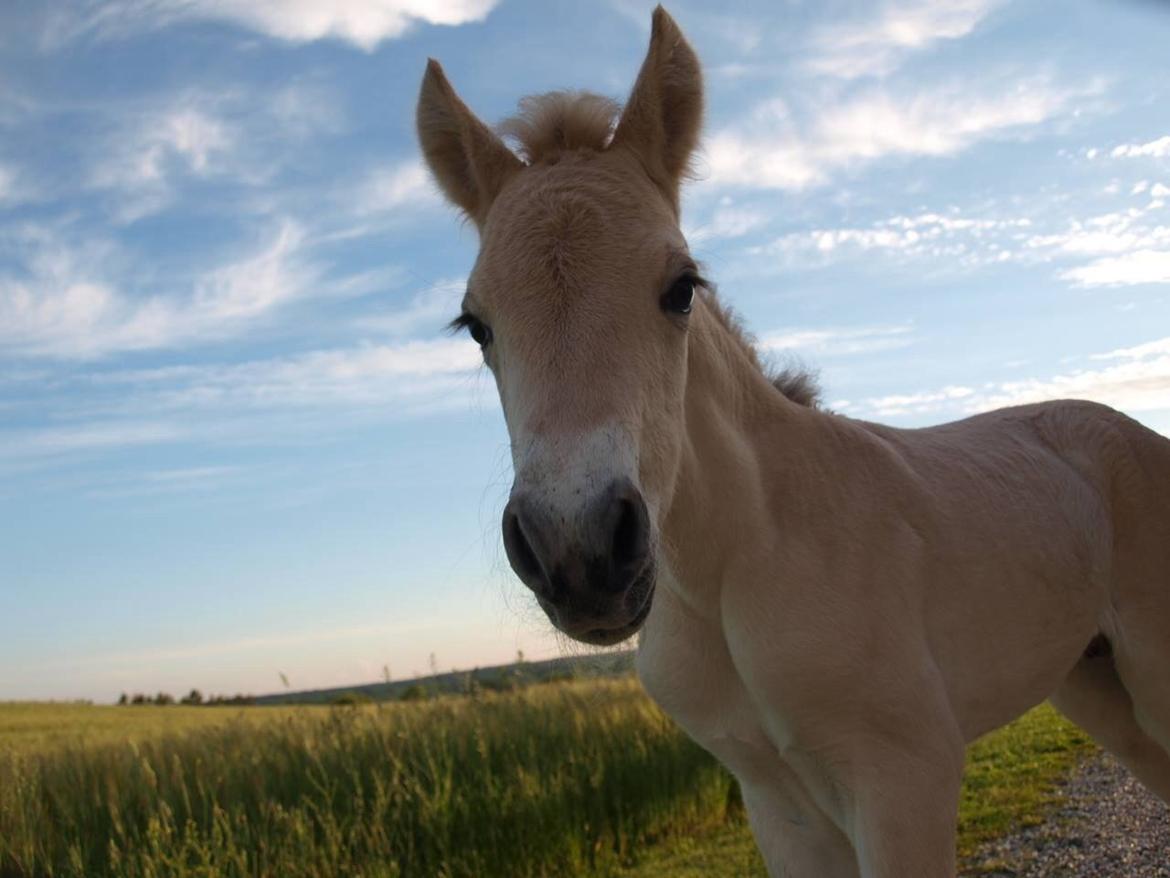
xmin=0 ymin=679 xmax=1094 ymax=877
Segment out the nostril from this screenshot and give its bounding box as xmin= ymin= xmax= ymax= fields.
xmin=609 ymin=489 xmax=649 ymax=576
xmin=503 ymin=507 xmax=546 ymax=591
xmin=612 ymin=498 xmax=643 ymax=566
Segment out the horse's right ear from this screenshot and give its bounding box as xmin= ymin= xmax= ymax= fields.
xmin=417 ymin=59 xmax=523 ymax=228
xmin=611 ymin=6 xmax=703 ymax=214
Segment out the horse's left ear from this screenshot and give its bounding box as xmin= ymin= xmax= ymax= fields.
xmin=611 ymin=6 xmax=703 ymax=214
xmin=417 ymin=59 xmax=524 ymax=229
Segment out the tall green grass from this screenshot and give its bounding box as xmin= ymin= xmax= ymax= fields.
xmin=0 ymin=679 xmax=732 ymax=878
xmin=0 ymin=683 xmax=1095 ymax=878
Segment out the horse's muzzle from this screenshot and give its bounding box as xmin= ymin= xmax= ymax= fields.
xmin=502 ymin=476 xmax=655 ymax=644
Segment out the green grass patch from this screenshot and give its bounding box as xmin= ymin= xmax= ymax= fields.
xmin=0 ymin=688 xmax=1094 ymax=877
xmin=958 ymin=702 xmax=1094 ymax=868
xmin=1 ymin=680 xmax=731 ymax=878
xmin=0 ymin=703 xmax=312 ymax=758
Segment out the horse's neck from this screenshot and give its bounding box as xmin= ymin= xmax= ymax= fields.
xmin=659 ymin=303 xmax=814 ymax=616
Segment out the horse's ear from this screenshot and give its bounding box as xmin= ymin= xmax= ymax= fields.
xmin=611 ymin=6 xmax=703 ymax=213
xmin=417 ymin=59 xmax=524 ymax=228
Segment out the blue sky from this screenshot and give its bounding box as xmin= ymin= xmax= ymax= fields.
xmin=2 ymin=0 xmax=1169 ymax=702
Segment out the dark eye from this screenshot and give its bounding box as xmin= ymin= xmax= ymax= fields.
xmin=451 ymin=312 xmax=493 ymax=348
xmin=467 ymin=317 xmax=492 ymax=347
xmin=661 ymin=275 xmax=696 ymax=315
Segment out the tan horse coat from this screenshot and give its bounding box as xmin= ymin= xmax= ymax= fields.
xmin=418 ymin=7 xmax=1170 ymax=875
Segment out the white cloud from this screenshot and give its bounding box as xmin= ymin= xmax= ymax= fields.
xmin=95 ymin=105 xmax=233 ymax=183
xmin=684 ymin=198 xmax=772 ymax=245
xmin=805 ymin=0 xmax=1000 ymax=79
xmin=1 ymin=336 xmax=485 ymax=463
xmin=86 ymin=81 xmax=346 ymax=222
xmin=753 ymin=191 xmax=1170 ymax=286
xmin=55 ymin=338 xmax=486 ymax=441
xmin=0 ymin=421 xmax=188 ymax=459
xmin=353 ymin=160 xmax=439 ymax=215
xmin=90 ymin=100 xmax=238 ymax=221
xmin=194 ymin=222 xmax=313 ymax=321
xmin=758 ymin=324 xmax=915 ymax=357
xmin=845 ymin=335 xmax=1170 ymax=420
xmin=857 ymin=385 xmax=976 ymax=418
xmin=756 ymin=210 xmax=1031 ymax=267
xmin=975 ymin=344 xmax=1170 ymax=414
xmin=76 ymin=465 xmax=244 ymax=500
xmin=357 ymin=277 xmax=465 ymax=336
xmin=1092 ymin=336 xmax=1170 ymax=362
xmin=1060 ymin=249 xmax=1170 ymax=287
xmin=0 ymin=220 xmax=319 ymax=358
xmin=1110 ymin=135 xmax=1170 ymax=159
xmin=50 ymin=0 xmax=499 ymax=51
xmin=308 ymin=159 xmax=444 ymax=245
xmin=705 ymin=76 xmax=1088 ymax=190
xmin=0 ymin=163 xmax=24 ymax=204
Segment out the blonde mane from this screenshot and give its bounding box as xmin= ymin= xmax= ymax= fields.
xmin=498 ymin=91 xmax=620 ymax=163
xmin=699 ymin=287 xmax=822 ymax=409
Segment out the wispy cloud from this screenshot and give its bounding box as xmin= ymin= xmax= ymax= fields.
xmin=0 ymin=421 xmax=189 ymax=460
xmin=0 ymin=220 xmax=320 ymax=359
xmin=844 ymin=335 xmax=1170 ymax=420
xmin=804 ymin=0 xmax=1001 ymax=80
xmin=1060 ymin=249 xmax=1170 ymax=287
xmin=1 ymin=336 xmax=484 ymax=465
xmin=0 ymin=161 xmax=32 ymax=205
xmin=193 ymin=221 xmax=315 ymax=321
xmin=754 ymin=210 xmax=1032 ymax=267
xmin=1109 ymin=134 xmax=1170 ymax=159
xmin=78 ymin=465 xmax=244 ymax=500
xmin=684 ymin=197 xmax=772 ymax=245
xmin=350 ymin=160 xmax=440 ymax=216
xmin=704 ymin=74 xmax=1094 ymax=190
xmin=47 ymin=0 xmax=500 ymax=51
xmin=53 ymin=619 xmax=466 ymax=669
xmin=356 ymin=277 xmax=465 ymax=336
xmin=88 ymin=83 xmax=342 ymax=223
xmin=758 ymin=324 xmax=915 ymax=357
xmin=753 ymin=181 xmax=1170 ymax=286
xmin=851 ymin=384 xmax=977 ymax=418
xmin=90 ymin=101 xmax=236 ymax=221
xmin=92 ymin=338 xmax=483 ymax=412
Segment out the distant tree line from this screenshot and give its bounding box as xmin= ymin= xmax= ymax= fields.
xmin=115 ymin=650 xmax=632 ymax=708
xmin=116 ymin=689 xmax=255 ymax=706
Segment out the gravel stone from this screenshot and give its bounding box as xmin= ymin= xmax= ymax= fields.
xmin=965 ymin=752 xmax=1170 ymax=877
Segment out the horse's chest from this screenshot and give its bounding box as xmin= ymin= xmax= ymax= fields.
xmin=635 ymin=592 xmax=784 ymax=779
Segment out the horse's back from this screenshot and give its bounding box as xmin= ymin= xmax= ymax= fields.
xmin=845 ymin=399 xmax=1170 ymax=736
xmin=1019 ymin=400 xmax=1170 ymax=584
xmin=911 ymin=398 xmax=1170 ymax=619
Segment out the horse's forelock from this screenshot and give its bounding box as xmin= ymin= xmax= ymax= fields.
xmin=498 ymin=92 xmax=621 ymax=164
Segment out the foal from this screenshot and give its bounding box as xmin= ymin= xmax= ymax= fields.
xmin=417 ymin=8 xmax=1170 ymax=875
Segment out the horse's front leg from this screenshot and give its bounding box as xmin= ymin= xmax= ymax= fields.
xmin=726 ymin=587 xmax=967 ymax=878
xmin=637 ymin=585 xmax=859 ymax=877
xmin=734 ymin=755 xmax=860 ymax=878
xmin=769 ymin=683 xmax=965 ymax=878
xmin=847 ymin=725 xmax=965 ymax=877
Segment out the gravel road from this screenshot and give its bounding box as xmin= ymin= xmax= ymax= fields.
xmin=966 ymin=752 xmax=1170 ymax=877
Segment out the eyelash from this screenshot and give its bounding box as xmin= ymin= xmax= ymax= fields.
xmin=449 ymin=312 xmax=492 ymax=348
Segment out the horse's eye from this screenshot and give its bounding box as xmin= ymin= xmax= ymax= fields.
xmin=661 ymin=276 xmax=695 ymax=315
xmin=467 ymin=317 xmax=492 ymax=347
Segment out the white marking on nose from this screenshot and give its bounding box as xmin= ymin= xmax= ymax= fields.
xmin=511 ymin=424 xmax=639 ymax=527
